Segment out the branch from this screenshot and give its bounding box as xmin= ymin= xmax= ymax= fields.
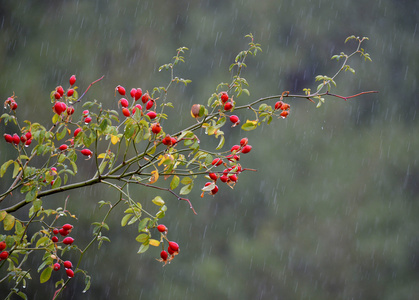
xmin=3 ymin=177 xmax=101 ymax=213
xmin=75 ymin=75 xmax=105 ymax=103
xmin=325 ymin=90 xmax=378 ymax=101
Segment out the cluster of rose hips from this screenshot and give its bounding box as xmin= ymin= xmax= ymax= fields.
xmin=115 ymin=85 xmax=163 ymax=136
xmin=4 ymin=95 xmax=18 ymax=111
xmin=202 ymin=137 xmax=252 ymax=196
xmin=67 ymin=127 xmax=92 ymax=158
xmin=220 ymin=91 xmax=234 ymax=111
xmin=3 ymin=94 xmax=34 ymax=147
xmin=3 ymin=75 xmax=94 ymax=161
xmin=51 ymin=223 xmax=75 ymax=277
xmin=53 ymin=259 xmax=74 ymax=278
xmin=4 ymin=131 xmax=32 ymax=147
xmin=274 ymin=100 xmax=291 ymax=118
xmin=0 ymin=241 xmax=9 ymax=262
xmin=50 ymin=76 xmax=92 ymax=159
xmin=155 ymin=224 xmax=180 ymax=266
xmin=52 ymin=75 xmax=77 ymax=117
xmin=51 ymin=223 xmax=75 ymax=245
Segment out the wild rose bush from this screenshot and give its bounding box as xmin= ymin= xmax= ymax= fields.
xmin=0 ymin=35 xmax=374 ymax=299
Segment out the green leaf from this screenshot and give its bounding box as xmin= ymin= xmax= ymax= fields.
xmin=135 ymin=233 xmax=149 ymax=243
xmin=345 ymin=35 xmax=356 ymax=43
xmin=180 ymin=183 xmax=193 ymax=195
xmin=99 ymin=118 xmax=109 ymax=132
xmin=83 ymin=275 xmax=92 ymax=293
xmin=51 ymin=176 xmax=61 ymax=189
xmin=156 ymin=210 xmax=165 ymax=219
xmin=241 ymin=88 xmax=250 ymax=96
xmin=204 ymin=154 xmax=214 ymax=165
xmin=137 ymin=218 xmax=150 ymax=232
xmin=121 ymin=214 xmax=132 ymax=227
xmin=56 ymin=127 xmax=67 ymax=141
xmin=0 ymin=210 xmax=7 ymax=222
xmin=3 ymin=213 xmax=15 ymax=231
xmin=1 ymin=160 xmax=14 ymax=177
xmin=33 ymin=199 xmax=42 ymax=211
xmin=241 ymin=121 xmax=257 ymax=131
xmin=36 ymin=236 xmax=50 ymax=247
xmin=12 ymin=161 xmax=20 ymax=178
xmin=52 ymin=113 xmax=60 ymax=124
xmin=57 ymin=153 xmax=66 ymax=163
xmin=216 ymin=135 xmax=225 ymax=150
xmin=127 ymin=215 xmax=140 ymax=226
xmin=25 ymin=188 xmax=37 ymax=203
xmin=70 ymin=161 xmax=78 ymax=174
xmin=40 ymin=267 xmax=53 ymax=283
xmin=17 ymin=291 xmax=28 ymax=300
xmin=170 ymin=175 xmax=180 ymax=190
xmin=99 ymin=161 xmax=108 ymax=175
xmin=152 ymin=196 xmax=165 ymax=206
xmin=13 ymin=221 xmax=24 ymax=239
xmin=137 ymin=244 xmax=149 ymax=253
xmin=180 ymin=177 xmax=193 ymax=185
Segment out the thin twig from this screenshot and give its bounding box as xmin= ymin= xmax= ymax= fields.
xmin=75 ymin=75 xmax=105 ymax=103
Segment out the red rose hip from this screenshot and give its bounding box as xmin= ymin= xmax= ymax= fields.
xmin=168 ymin=241 xmax=179 ymax=252
xmin=74 ymin=128 xmax=82 ymax=137
xmin=229 ymin=115 xmax=240 ymax=124
xmin=0 ymin=251 xmax=9 ymax=260
xmin=241 ymin=145 xmax=252 ymax=154
xmin=12 ymin=134 xmax=20 ymax=145
xmin=69 ymin=75 xmax=76 ymax=86
xmin=62 ymin=224 xmax=73 ymax=231
xmin=220 ymin=92 xmax=229 ymax=103
xmin=63 ymin=260 xmax=73 ymax=269
xmin=157 ymin=224 xmax=168 ymax=233
xmin=160 ymin=250 xmax=168 ymax=261
xmin=116 ymin=85 xmax=126 ymax=96
xmin=151 ymin=123 xmax=161 ymax=134
xmin=146 ymin=111 xmax=157 ymax=119
xmin=0 ymin=241 xmax=6 ymax=251
xmin=135 ymin=88 xmax=143 ymax=101
xmin=4 ymin=134 xmax=13 ymax=143
xmin=53 ymin=263 xmax=61 ymax=271
xmin=59 ymin=144 xmax=68 ymax=151
xmin=122 ymin=108 xmax=131 ymax=117
xmin=81 ymin=149 xmax=92 ymax=157
xmin=63 ymin=237 xmax=74 ymax=245
xmin=66 ymin=268 xmax=74 ymax=278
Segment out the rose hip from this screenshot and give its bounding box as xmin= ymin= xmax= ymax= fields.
xmin=69 ymin=75 xmax=76 ymax=86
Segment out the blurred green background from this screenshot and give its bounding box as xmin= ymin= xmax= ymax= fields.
xmin=1 ymin=0 xmax=418 ymax=299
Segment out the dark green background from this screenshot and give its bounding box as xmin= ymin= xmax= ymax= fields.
xmin=1 ymin=0 xmax=418 ymax=299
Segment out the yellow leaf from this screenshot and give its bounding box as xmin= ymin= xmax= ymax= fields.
xmin=246 ymin=119 xmax=258 ymax=125
xmin=149 ymin=239 xmax=160 ymax=247
xmin=149 ymin=170 xmax=159 ymax=184
xmin=158 ymin=154 xmax=174 ymax=166
xmin=0 ymin=211 xmax=6 ymax=222
xmin=3 ymin=213 xmax=15 ymax=231
xmin=98 ymin=153 xmax=107 ymax=159
xmin=111 ymin=135 xmax=120 ymax=145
